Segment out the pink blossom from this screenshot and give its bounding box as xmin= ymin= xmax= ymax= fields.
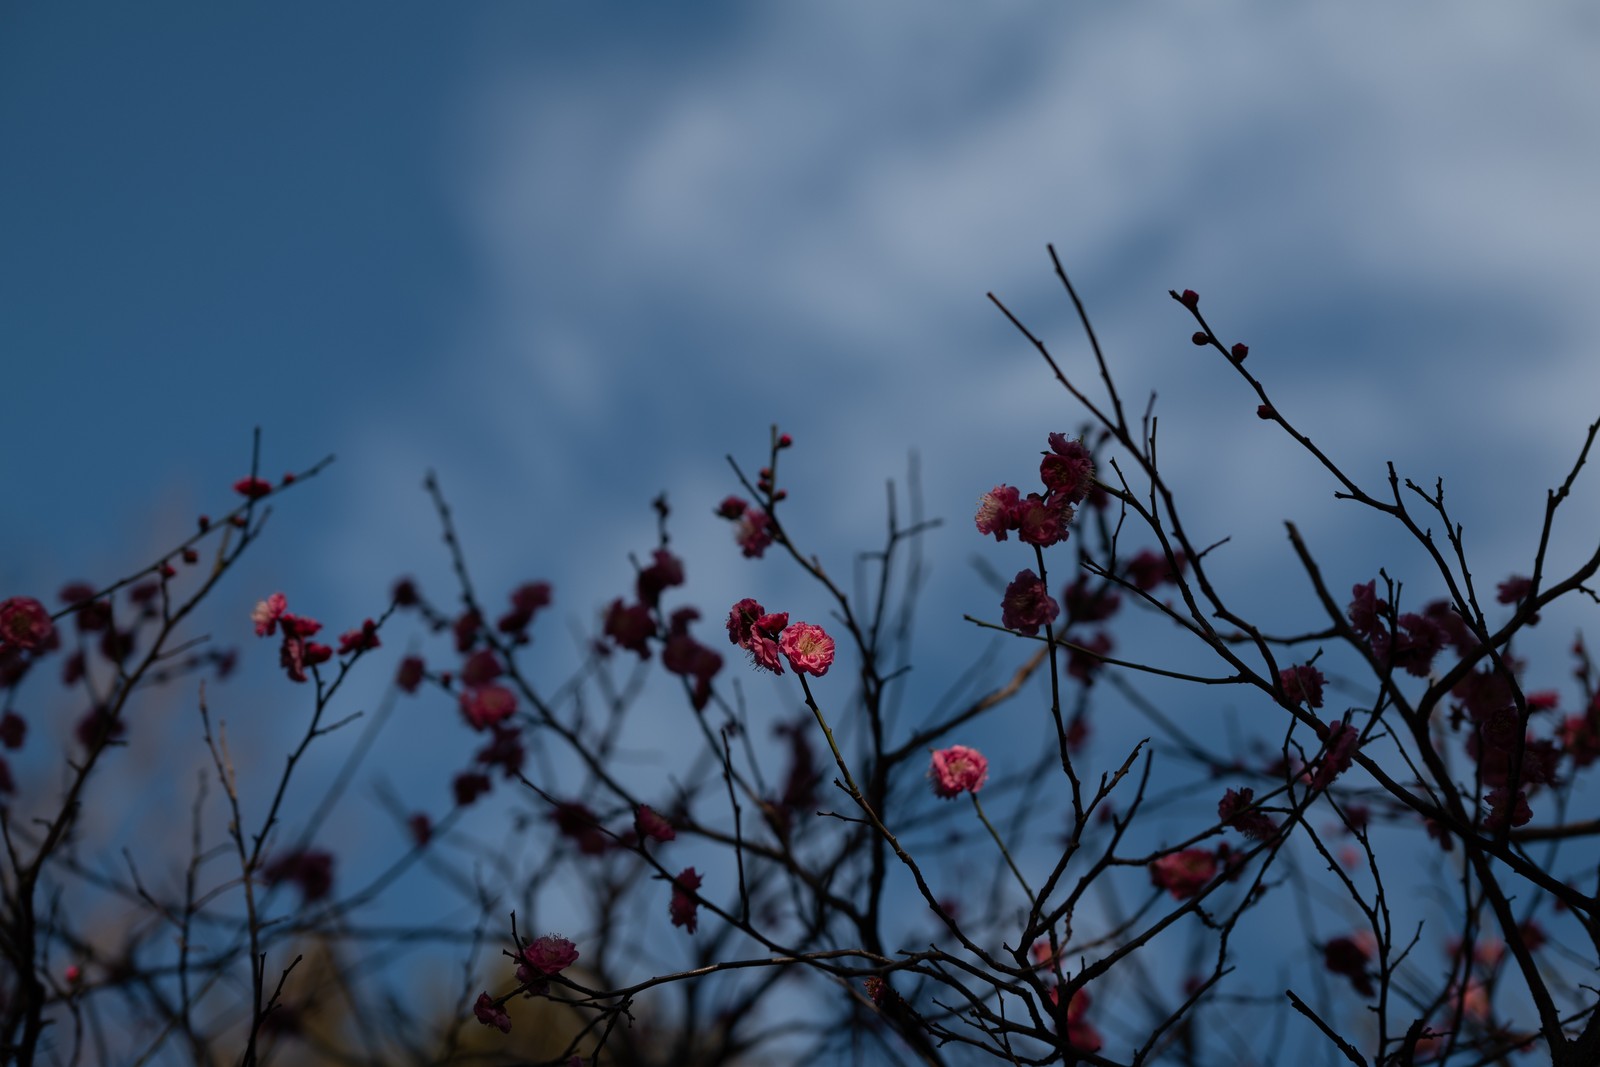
xmin=552 ymin=802 xmax=610 ymax=855
xmin=1308 ymin=721 xmax=1358 ymax=790
xmin=1014 ymin=492 xmax=1074 ymax=547
xmin=232 ymin=476 xmax=273 ymax=500
xmin=459 ymin=684 xmax=516 ymax=731
xmin=252 ymin=593 xmax=288 ymax=637
xmin=1125 ymin=549 xmax=1185 ymax=591
xmin=1324 ymin=935 xmax=1374 ymax=997
xmin=1279 ymin=664 xmax=1326 ymax=708
xmin=459 ymin=650 xmax=503 ymax=687
xmin=0 ymin=597 xmax=54 ymax=651
xmin=396 ymin=655 xmax=425 ymax=693
xmin=518 ymin=934 xmax=579 ymax=980
xmin=453 ymin=772 xmax=492 ymax=806
xmin=0 ymin=713 xmax=26 ymax=750
xmin=726 ymin=598 xmax=764 ymax=647
xmin=1217 ymin=788 xmax=1278 ymax=840
xmin=1001 ymin=570 xmax=1059 ymax=636
xmin=336 ymin=618 xmax=381 ymax=654
xmin=975 ymin=485 xmax=1021 ymax=541
xmin=473 ymin=991 xmax=511 ymax=1033
xmin=929 ymin=745 xmax=989 ymax=798
xmin=670 ymin=867 xmax=703 ymax=933
xmin=262 ymin=848 xmax=334 ymax=904
xmin=604 ymin=599 xmax=655 ymax=658
xmin=1041 ymin=434 xmax=1095 ymax=504
xmin=1149 ymin=848 xmax=1217 ymax=899
xmin=636 ymin=804 xmax=676 ymax=843
xmin=779 ymin=622 xmax=835 ymax=677
xmin=735 ymin=507 xmax=774 ymax=558
xmin=636 ymin=549 xmax=685 ymax=608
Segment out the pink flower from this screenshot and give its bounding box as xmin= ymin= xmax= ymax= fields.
xmin=1048 ymin=986 xmax=1103 ymax=1054
xmin=779 ymin=622 xmax=835 ymax=677
xmin=232 ymin=476 xmax=273 ymax=500
xmin=735 ymin=507 xmax=774 ymax=558
xmin=552 ymin=802 xmax=610 ymax=855
xmin=1125 ymin=549 xmax=1184 ymax=591
xmin=670 ymin=867 xmax=703 ymax=933
xmin=929 ymin=745 xmax=989 ymax=798
xmin=1014 ymin=492 xmax=1074 ymax=547
xmin=636 ymin=804 xmax=676 ymax=843
xmin=518 ymin=934 xmax=579 ymax=980
xmin=0 ymin=597 xmax=54 ymax=651
xmin=251 ymin=594 xmax=287 ymax=637
xmin=336 ymin=618 xmax=381 ymax=654
xmin=262 ymin=849 xmax=334 ymax=904
xmin=975 ymin=485 xmax=1021 ymax=541
xmin=473 ymin=991 xmax=511 ymax=1033
xmin=604 ymin=599 xmax=655 ymax=658
xmin=1149 ymin=848 xmax=1217 ymax=899
xmin=1217 ymin=788 xmax=1278 ymax=841
xmin=1324 ymin=935 xmax=1374 ymax=997
xmin=1308 ymin=720 xmax=1358 ymax=790
xmin=731 ymin=609 xmax=788 ymax=675
xmin=0 ymin=713 xmax=26 ymax=750
xmin=453 ymin=772 xmax=492 ymax=806
xmin=460 ymin=650 xmax=503 ymax=687
xmin=636 ymin=549 xmax=685 ymax=609
xmin=1280 ymin=664 xmax=1326 ymax=708
xmin=459 ymin=684 xmax=516 ymax=730
xmin=396 ymin=655 xmax=426 ymax=693
xmin=1001 ymin=570 xmax=1059 ymax=636
xmin=1041 ymin=434 xmax=1095 ymax=505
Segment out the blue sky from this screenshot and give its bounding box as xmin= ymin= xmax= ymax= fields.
xmin=4 ymin=4 xmax=1600 ymax=1060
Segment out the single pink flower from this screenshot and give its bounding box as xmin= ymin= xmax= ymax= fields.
xmin=232 ymin=475 xmax=273 ymax=500
xmin=1014 ymin=492 xmax=1074 ymax=547
xmin=1324 ymin=935 xmax=1374 ymax=997
xmin=251 ymin=593 xmax=287 ymax=637
xmin=779 ymin=622 xmax=835 ymax=677
xmin=1149 ymin=848 xmax=1217 ymax=899
xmin=929 ymin=745 xmax=989 ymax=798
xmin=1280 ymin=664 xmax=1326 ymax=708
xmin=262 ymin=848 xmax=334 ymax=904
xmin=670 ymin=867 xmax=703 ymax=933
xmin=1125 ymin=548 xmax=1185 ymax=591
xmin=975 ymin=485 xmax=1021 ymax=541
xmin=473 ymin=991 xmax=511 ymax=1033
xmin=396 ymin=655 xmax=426 ymax=693
xmin=0 ymin=597 xmax=54 ymax=651
xmin=604 ymin=599 xmax=655 ymax=658
xmin=1001 ymin=570 xmax=1059 ymax=636
xmin=460 ymin=649 xmax=503 ymax=687
xmin=636 ymin=549 xmax=685 ymax=608
xmin=459 ymin=684 xmax=517 ymax=731
xmin=518 ymin=934 xmax=579 ymax=980
xmin=636 ymin=804 xmax=676 ymax=842
xmin=1041 ymin=434 xmax=1095 ymax=505
xmin=1308 ymin=720 xmax=1359 ymax=790
xmin=1217 ymin=787 xmax=1278 ymax=841
xmin=735 ymin=507 xmax=774 ymax=558
xmin=336 ymin=618 xmax=381 ymax=655
xmin=453 ymin=772 xmax=492 ymax=806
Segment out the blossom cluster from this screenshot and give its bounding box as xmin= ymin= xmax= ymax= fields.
xmin=974 ymin=432 xmax=1095 ymax=546
xmin=726 ymin=599 xmax=835 ymax=677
